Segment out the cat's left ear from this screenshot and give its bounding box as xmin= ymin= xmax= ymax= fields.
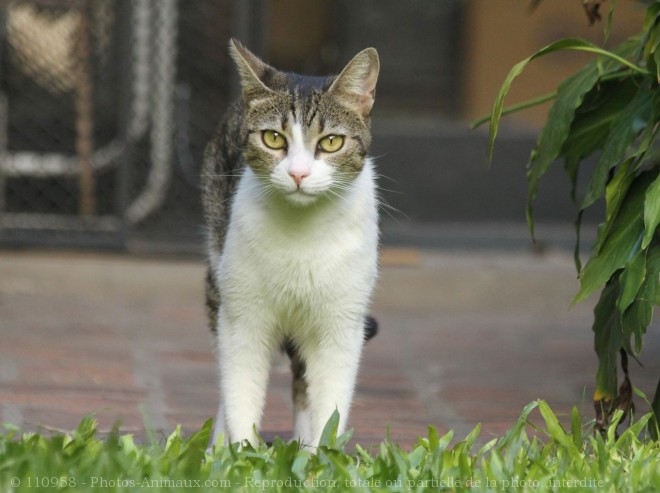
xmin=329 ymin=48 xmax=379 ymax=118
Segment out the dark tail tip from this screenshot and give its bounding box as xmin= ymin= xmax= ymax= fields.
xmin=364 ymin=315 xmax=378 ymax=342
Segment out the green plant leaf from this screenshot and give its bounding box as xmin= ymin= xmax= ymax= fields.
xmin=621 ymin=293 xmax=653 ymax=356
xmin=603 ymin=0 xmax=617 ymax=46
xmin=318 ymin=409 xmax=340 ymax=449
xmin=622 ymin=242 xmax=660 ymax=354
xmin=573 ymin=172 xmax=656 ymax=304
xmin=486 ymin=37 xmax=644 ymax=163
xmin=596 ymin=158 xmax=636 ymax=255
xmin=581 ymin=89 xmax=654 ymax=211
xmin=176 ymin=419 xmax=212 ymax=475
xmin=570 ymin=406 xmax=582 ymax=449
xmin=592 ymin=278 xmax=623 ymax=401
xmin=652 ymin=378 xmax=660 ymax=440
xmin=561 ymin=80 xmax=638 ymax=201
xmin=457 ymin=423 xmax=481 ymax=455
xmin=470 ymin=92 xmax=556 ymax=130
xmin=617 ymin=249 xmax=647 ymax=313
xmin=498 ymin=400 xmax=538 ymax=449
xmin=643 ymin=1 xmax=660 ymax=34
xmin=525 ymin=63 xmax=600 ymax=237
xmin=427 ymin=425 xmax=439 ymax=451
xmin=334 ymin=428 xmax=353 ymax=450
xmin=642 ymin=173 xmax=660 ymax=249
xmin=538 ymin=400 xmax=575 ymax=451
xmin=642 ymin=18 xmax=660 ymax=81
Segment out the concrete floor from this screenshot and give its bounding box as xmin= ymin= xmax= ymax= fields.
xmin=1 ymin=247 xmax=658 ymax=447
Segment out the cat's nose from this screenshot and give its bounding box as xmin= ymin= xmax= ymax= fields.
xmin=289 ymin=169 xmax=310 ymax=187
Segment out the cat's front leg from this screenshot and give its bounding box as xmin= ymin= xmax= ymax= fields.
xmin=216 ymin=308 xmax=273 ymax=447
xmin=302 ymin=318 xmax=365 ymax=446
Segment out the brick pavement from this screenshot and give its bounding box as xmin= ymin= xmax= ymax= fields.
xmin=1 ymin=248 xmax=658 ymax=448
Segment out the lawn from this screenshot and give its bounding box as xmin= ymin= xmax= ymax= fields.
xmin=1 ymin=400 xmax=658 ymax=492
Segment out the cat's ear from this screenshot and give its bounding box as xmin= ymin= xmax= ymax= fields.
xmin=329 ymin=48 xmax=379 ymax=118
xmin=229 ymin=38 xmax=276 ymax=105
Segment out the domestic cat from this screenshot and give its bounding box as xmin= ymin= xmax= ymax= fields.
xmin=202 ymin=39 xmax=380 ymax=447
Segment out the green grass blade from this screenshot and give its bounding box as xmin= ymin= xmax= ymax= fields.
xmin=318 ymin=409 xmax=340 ymax=449
xmin=3 ymin=403 xmax=660 ymax=491
xmin=538 ymin=400 xmax=575 ymax=451
xmin=571 ymin=406 xmax=582 ymax=449
xmin=498 ymin=401 xmax=538 ymax=448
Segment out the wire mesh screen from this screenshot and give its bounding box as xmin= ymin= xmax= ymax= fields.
xmin=0 ymin=0 xmax=235 ymax=250
xmin=1 ymin=1 xmax=464 ymax=251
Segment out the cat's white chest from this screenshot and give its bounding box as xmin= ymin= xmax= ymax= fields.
xmin=215 ymin=164 xmax=378 ymax=332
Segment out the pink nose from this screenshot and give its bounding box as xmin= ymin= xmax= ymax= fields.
xmin=289 ymin=169 xmax=310 ymax=186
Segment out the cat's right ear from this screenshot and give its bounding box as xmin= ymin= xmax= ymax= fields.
xmin=229 ymin=39 xmax=275 ymax=105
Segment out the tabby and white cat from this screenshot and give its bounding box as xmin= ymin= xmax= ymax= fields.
xmin=202 ymin=39 xmax=380 ymax=447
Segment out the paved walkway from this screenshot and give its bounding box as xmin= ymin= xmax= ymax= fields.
xmin=1 ymin=247 xmax=658 ymax=448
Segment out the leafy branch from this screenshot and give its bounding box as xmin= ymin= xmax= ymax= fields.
xmin=479 ymin=0 xmax=660 ymax=435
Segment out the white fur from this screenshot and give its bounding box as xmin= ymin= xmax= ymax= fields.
xmin=210 ymin=147 xmax=379 ymax=447
xmin=293 ymin=407 xmax=312 ymax=443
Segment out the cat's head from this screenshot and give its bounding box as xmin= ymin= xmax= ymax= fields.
xmin=229 ymin=39 xmax=379 ymax=206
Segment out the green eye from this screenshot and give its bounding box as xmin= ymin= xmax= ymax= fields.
xmin=318 ymin=135 xmax=344 ymax=153
xmin=262 ymin=130 xmax=287 ymax=150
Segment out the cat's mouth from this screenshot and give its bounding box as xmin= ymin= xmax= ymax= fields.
xmin=285 ymin=187 xmax=320 ymax=206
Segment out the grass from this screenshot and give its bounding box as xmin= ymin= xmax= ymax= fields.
xmin=0 ymin=400 xmax=658 ymax=492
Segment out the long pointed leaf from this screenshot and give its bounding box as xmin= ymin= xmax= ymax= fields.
xmin=318 ymin=410 xmax=340 ymax=449
xmin=622 ymin=242 xmax=660 ymax=354
xmin=570 ymin=406 xmax=582 ymax=448
xmin=642 ymin=173 xmax=660 ymax=248
xmin=487 ymin=37 xmax=644 ymax=163
xmin=643 ymin=1 xmax=660 ymax=33
xmin=591 ymin=158 xmax=636 ymax=258
xmin=592 ymin=278 xmax=623 ymax=401
xmin=561 ymin=79 xmax=639 ymax=212
xmin=538 ymin=400 xmax=576 ymax=451
xmin=470 ymin=92 xmax=556 ymax=130
xmin=617 ymin=249 xmax=647 ymax=313
xmin=581 ymin=89 xmax=654 ymax=210
xmin=525 ymin=63 xmax=600 ymax=237
xmin=652 ymin=377 xmax=660 ymax=440
xmin=574 ymin=172 xmax=655 ymax=304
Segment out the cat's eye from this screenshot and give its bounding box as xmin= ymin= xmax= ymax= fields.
xmin=262 ymin=130 xmax=287 ymax=150
xmin=317 ymin=135 xmax=344 ymax=153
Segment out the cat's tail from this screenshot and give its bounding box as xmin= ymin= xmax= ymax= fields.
xmin=364 ymin=315 xmax=378 ymax=342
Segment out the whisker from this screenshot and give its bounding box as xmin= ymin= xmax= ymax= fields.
xmin=378 ymin=204 xmax=406 ymax=222
xmin=376 ymin=191 xmax=406 ymax=222
xmin=375 ymin=186 xmax=403 ymax=195
xmin=369 ymin=152 xmax=389 ymax=160
xmin=373 ymin=172 xmax=399 ymax=185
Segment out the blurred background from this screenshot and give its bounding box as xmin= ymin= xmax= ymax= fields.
xmin=0 ymin=0 xmax=647 ymax=252
xmin=2 ymin=0 xmax=659 ymax=442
